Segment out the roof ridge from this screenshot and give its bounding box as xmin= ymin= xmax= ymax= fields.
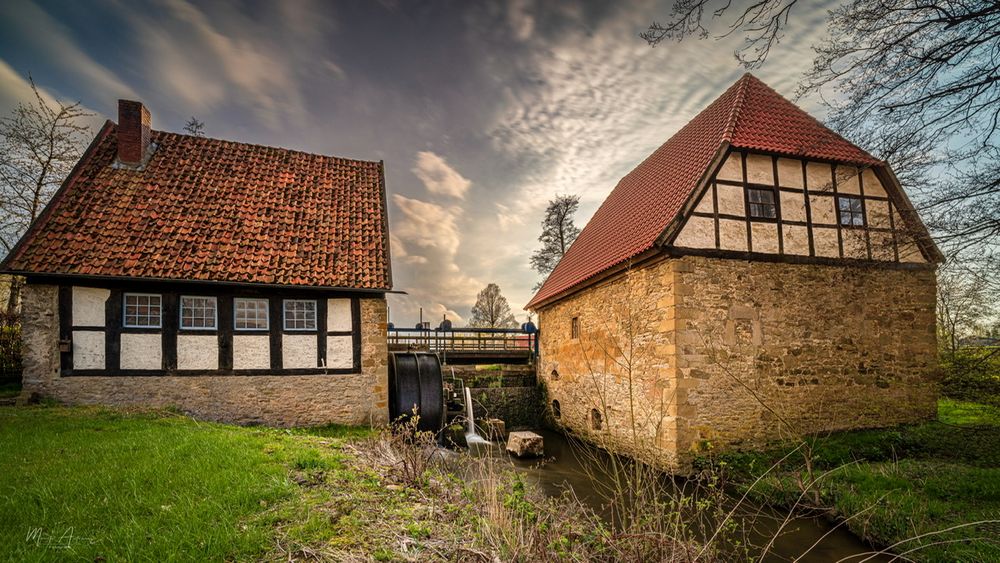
xmin=147 ymin=127 xmax=383 ymax=167
xmin=722 ymin=73 xmax=754 ymax=143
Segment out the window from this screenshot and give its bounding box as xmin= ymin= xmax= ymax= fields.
xmin=747 ymin=187 xmax=777 ymax=219
xmin=235 ymin=298 xmax=269 ymax=330
xmin=124 ymin=293 xmax=162 ymax=328
xmin=571 ymin=316 xmax=580 ymax=339
xmin=591 ymin=408 xmax=603 ymax=430
xmin=551 ymin=400 xmax=561 ymax=419
xmin=180 ymin=296 xmax=217 ymax=330
xmin=283 ymin=299 xmax=317 ymax=331
xmin=838 ymin=196 xmax=865 ymax=226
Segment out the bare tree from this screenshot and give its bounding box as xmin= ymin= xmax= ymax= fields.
xmin=469 ymin=283 xmax=518 ymax=328
xmin=0 ymin=77 xmax=92 ymax=312
xmin=937 ymin=264 xmax=996 ymax=358
xmin=530 ymin=194 xmax=580 ymax=288
xmin=183 ymin=116 xmax=206 ymax=137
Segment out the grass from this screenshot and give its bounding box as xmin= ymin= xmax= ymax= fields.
xmin=706 ymin=399 xmax=1000 ymax=562
xmin=0 ymin=405 xmax=472 ymax=561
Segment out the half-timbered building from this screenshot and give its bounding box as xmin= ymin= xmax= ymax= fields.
xmin=527 ymin=74 xmax=942 ymax=468
xmin=1 ymin=100 xmax=392 ymax=426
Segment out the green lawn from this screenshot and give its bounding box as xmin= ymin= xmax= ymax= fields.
xmin=0 ymin=406 xmax=387 ymax=561
xmin=709 ymin=399 xmax=1000 ymax=562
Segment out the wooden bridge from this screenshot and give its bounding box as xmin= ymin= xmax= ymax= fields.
xmin=387 ymin=327 xmax=537 ymax=365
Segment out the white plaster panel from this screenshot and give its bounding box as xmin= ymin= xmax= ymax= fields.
xmin=674 ymin=216 xmax=716 ymax=248
xmin=867 ymin=200 xmax=891 ymax=229
xmin=842 ymin=230 xmax=868 ymax=259
xmin=716 ymin=184 xmax=745 ymax=216
xmin=779 ymin=190 xmax=807 ymax=222
xmin=716 ymin=152 xmax=742 ymax=182
xmin=283 ymin=334 xmax=318 ymax=369
xmin=899 ymin=242 xmax=926 ymax=263
xmin=782 ymin=225 xmax=810 ymax=255
xmin=177 ymin=334 xmax=218 ymax=371
xmin=72 ymin=330 xmax=104 ymax=370
xmin=751 ymin=222 xmax=779 ymax=254
xmin=327 ymin=298 xmax=352 ymax=332
xmin=326 ymin=335 xmax=353 ymax=369
xmin=835 ymin=166 xmax=862 ymax=194
xmin=719 ymin=219 xmax=747 ymax=251
xmin=813 ymin=227 xmax=840 ymax=258
xmin=776 ymin=158 xmax=803 ymax=188
xmin=809 ymin=195 xmax=837 ymax=224
xmin=870 ymin=231 xmax=895 ymax=261
xmin=745 ymin=153 xmax=774 ymax=185
xmin=806 ymin=162 xmax=834 ymax=192
xmin=233 ymin=334 xmax=270 ymax=370
xmin=121 ymin=333 xmax=162 ymax=370
xmin=862 ymin=169 xmax=887 ymax=196
xmin=693 ymin=189 xmax=714 ymax=213
xmin=72 ymin=287 xmax=110 ymax=327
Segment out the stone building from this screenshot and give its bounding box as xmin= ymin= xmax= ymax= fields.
xmin=0 ymin=100 xmax=392 ymax=426
xmin=526 ymin=74 xmax=942 ymax=468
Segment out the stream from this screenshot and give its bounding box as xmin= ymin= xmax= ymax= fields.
xmin=469 ymin=429 xmax=890 ymax=562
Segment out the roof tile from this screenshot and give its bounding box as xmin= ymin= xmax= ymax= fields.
xmin=3 ymin=124 xmax=391 ymax=290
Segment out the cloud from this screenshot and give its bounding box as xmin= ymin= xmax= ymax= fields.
xmin=0 ymin=1 xmax=138 ymax=106
xmin=412 ymin=151 xmax=472 ymax=199
xmin=507 ymin=0 xmax=535 ymax=41
xmin=387 ymin=194 xmax=481 ymax=327
xmin=111 ymin=0 xmax=339 ymax=131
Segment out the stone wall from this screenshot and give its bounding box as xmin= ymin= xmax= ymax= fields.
xmin=536 ymin=255 xmax=938 ymax=469
xmin=20 ymin=284 xmax=389 ymax=427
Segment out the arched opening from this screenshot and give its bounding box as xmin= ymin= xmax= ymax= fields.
xmin=551 ymin=399 xmax=561 ymax=418
xmin=590 ymin=408 xmax=602 ymax=430
xmin=550 ymin=369 xmax=559 ymax=381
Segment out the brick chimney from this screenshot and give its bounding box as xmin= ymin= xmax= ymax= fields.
xmin=117 ymin=100 xmax=151 ymax=165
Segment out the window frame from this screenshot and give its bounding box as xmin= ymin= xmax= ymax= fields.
xmin=179 ymin=295 xmax=218 ymax=331
xmin=234 ymin=297 xmax=270 ymax=331
xmin=123 ymin=292 xmax=163 ymax=329
xmin=283 ymin=299 xmax=318 ymax=332
xmin=746 ymin=186 xmax=778 ymax=220
xmin=837 ymin=195 xmax=865 ymax=227
xmin=570 ymin=316 xmax=580 ymax=339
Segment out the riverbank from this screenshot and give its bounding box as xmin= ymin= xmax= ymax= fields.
xmin=702 ymin=399 xmax=1000 ymax=562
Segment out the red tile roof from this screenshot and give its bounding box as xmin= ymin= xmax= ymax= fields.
xmin=526 ymin=74 xmax=883 ymax=309
xmin=2 ymin=123 xmax=392 ymax=290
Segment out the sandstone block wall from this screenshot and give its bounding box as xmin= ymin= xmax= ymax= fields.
xmin=20 ymin=284 xmax=389 ymax=427
xmin=537 ymin=256 xmax=938 ymax=468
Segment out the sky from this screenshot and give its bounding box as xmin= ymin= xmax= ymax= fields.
xmin=0 ymin=0 xmax=839 ymax=327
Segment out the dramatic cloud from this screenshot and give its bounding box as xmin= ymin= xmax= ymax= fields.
xmin=412 ymin=151 xmax=472 ymax=199
xmin=387 ymin=195 xmax=480 ymax=327
xmin=0 ymin=0 xmax=841 ymax=326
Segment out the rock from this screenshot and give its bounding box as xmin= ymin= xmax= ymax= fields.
xmin=505 ymin=431 xmax=544 ymax=458
xmin=483 ymin=418 xmax=507 ymax=441
xmin=444 ymin=423 xmax=467 ymax=448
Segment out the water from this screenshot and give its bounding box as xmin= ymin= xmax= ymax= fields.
xmin=478 ymin=429 xmax=890 ymax=562
xmin=463 ymin=386 xmax=489 ymax=445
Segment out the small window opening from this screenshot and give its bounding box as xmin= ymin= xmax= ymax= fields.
xmin=551 ymin=400 xmax=561 ymax=418
xmin=747 ymin=187 xmax=777 ymax=219
xmin=571 ymin=316 xmax=580 ymax=339
xmin=550 ymin=369 xmax=560 ymax=381
xmin=590 ymin=408 xmax=603 ymax=430
xmin=837 ymin=196 xmax=865 ymax=226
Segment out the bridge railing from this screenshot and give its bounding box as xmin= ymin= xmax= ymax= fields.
xmin=387 ymin=327 xmax=538 ymax=359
